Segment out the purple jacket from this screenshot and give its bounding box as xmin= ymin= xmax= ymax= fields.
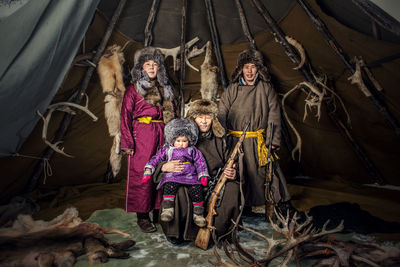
xmin=145 ymin=145 xmax=210 ymax=189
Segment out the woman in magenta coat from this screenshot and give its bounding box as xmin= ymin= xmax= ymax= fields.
xmin=120 ymin=47 xmax=175 ymax=233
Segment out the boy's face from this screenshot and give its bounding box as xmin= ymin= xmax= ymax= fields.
xmin=142 ymin=60 xmax=159 ymax=79
xmin=174 ymin=136 xmax=189 ymax=149
xmin=242 ymin=63 xmax=258 ymax=85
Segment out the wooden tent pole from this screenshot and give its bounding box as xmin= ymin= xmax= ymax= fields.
xmin=27 ymin=0 xmax=128 ymax=193
xmin=296 ymin=0 xmax=400 ymax=137
xmin=234 ymin=0 xmax=256 ymax=50
xmin=144 ymin=0 xmax=160 ymax=47
xmin=250 ymin=0 xmax=385 ymax=184
xmin=178 ymin=0 xmax=187 ymax=117
xmin=204 ymin=0 xmax=228 ymax=90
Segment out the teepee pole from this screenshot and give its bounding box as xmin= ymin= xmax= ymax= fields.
xmin=204 ymin=0 xmax=228 ymax=90
xmin=234 ymin=0 xmax=256 ymax=50
xmin=297 ymin=0 xmax=400 ymax=137
xmin=250 ymin=0 xmax=385 ymax=184
xmin=27 ymin=0 xmax=128 ymax=193
xmin=178 ymin=0 xmax=188 ymax=117
xmin=144 ymin=0 xmax=160 ymax=47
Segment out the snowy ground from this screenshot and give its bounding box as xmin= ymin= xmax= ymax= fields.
xmin=74 ymin=208 xmax=399 ymax=266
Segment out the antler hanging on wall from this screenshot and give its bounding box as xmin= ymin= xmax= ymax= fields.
xmin=37 ymin=95 xmax=98 ymax=158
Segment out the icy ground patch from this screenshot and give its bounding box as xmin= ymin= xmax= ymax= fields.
xmin=74 ymin=208 xmax=399 ymax=266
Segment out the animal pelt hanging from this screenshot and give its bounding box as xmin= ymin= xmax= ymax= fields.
xmin=97 ymin=44 xmax=126 ymax=178
xmin=200 ymin=41 xmax=219 ymax=102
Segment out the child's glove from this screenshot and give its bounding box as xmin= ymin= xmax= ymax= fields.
xmin=200 ymin=176 xmax=208 ymax=186
xmin=142 ymin=169 xmax=152 ymax=183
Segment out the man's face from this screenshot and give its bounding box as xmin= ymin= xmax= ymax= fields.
xmin=242 ymin=63 xmax=258 ymax=85
xmin=194 ymin=114 xmax=213 ymax=133
xmin=142 ymin=60 xmax=159 ymax=79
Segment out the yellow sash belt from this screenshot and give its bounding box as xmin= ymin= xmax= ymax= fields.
xmin=228 ymin=129 xmax=278 ymax=166
xmin=137 ymin=116 xmax=163 ymax=124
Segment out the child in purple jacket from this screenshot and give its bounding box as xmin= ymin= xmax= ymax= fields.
xmin=142 ymin=118 xmax=209 ymax=227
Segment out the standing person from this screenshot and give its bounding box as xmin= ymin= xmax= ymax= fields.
xmin=143 ymin=118 xmax=210 ymax=227
xmin=218 ymin=49 xmax=291 ymax=213
xmin=120 ymin=47 xmax=175 ymax=233
xmin=156 ymin=99 xmax=240 ymax=244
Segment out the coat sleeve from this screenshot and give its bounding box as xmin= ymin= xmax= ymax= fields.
xmin=120 ymin=85 xmax=136 ymax=151
xmin=145 ymin=146 xmax=168 ymax=173
xmin=266 ymin=82 xmax=282 ymax=147
xmin=192 ymin=147 xmax=210 ymax=179
xmin=217 ymin=84 xmax=235 ymax=129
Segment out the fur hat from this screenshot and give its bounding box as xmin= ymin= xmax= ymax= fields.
xmin=164 ymin=118 xmax=199 ymax=146
xmin=230 ymin=49 xmax=270 ymax=83
xmin=130 ymin=47 xmax=174 ymax=100
xmin=186 ymin=99 xmax=225 ymax=138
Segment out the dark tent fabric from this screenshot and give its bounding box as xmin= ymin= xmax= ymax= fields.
xmin=0 ymin=0 xmax=399 ymax=231
xmin=0 ymin=0 xmax=99 ymax=155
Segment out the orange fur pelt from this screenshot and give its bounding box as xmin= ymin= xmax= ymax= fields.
xmin=97 ymin=44 xmax=126 ymax=177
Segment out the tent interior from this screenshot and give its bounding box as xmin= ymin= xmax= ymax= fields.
xmin=1 ymin=0 xmax=400 ymax=265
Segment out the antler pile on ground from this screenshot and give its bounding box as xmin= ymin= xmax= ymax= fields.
xmin=211 ymin=208 xmax=400 ymax=266
xmin=0 ymin=207 xmax=135 ymax=266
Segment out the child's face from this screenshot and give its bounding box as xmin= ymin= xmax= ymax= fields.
xmin=174 ymin=136 xmax=189 ymax=149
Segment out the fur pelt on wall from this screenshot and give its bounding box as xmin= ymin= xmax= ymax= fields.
xmin=200 ymin=41 xmax=219 ymax=102
xmin=97 ymin=44 xmax=126 ymax=177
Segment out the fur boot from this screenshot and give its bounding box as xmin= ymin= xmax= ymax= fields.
xmin=193 ymin=206 xmax=206 ymax=227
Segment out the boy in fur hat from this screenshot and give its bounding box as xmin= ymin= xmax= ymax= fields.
xmin=218 ymin=49 xmax=291 ymax=214
xmin=120 ymin=47 xmax=175 ymax=233
xmin=143 ymin=118 xmax=210 ymax=227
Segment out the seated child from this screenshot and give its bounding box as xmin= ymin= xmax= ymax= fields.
xmin=142 ymin=118 xmax=210 ymax=227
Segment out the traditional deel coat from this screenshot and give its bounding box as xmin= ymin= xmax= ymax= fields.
xmin=158 ymin=132 xmax=241 ymax=240
xmin=218 ymin=80 xmax=291 ymax=206
xmin=146 ymin=145 xmax=209 ymax=189
xmin=120 ymin=84 xmax=172 ymax=213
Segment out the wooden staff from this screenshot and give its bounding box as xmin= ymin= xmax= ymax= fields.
xmin=296 ymin=0 xmax=400 ymax=137
xmin=234 ymin=0 xmax=256 ymax=50
xmin=144 ymin=0 xmax=160 ymax=47
xmin=204 ymin=0 xmax=228 ymax=90
xmin=195 ymin=122 xmax=250 ymax=250
xmin=27 ymin=0 xmax=128 ymax=192
xmin=250 ymin=0 xmax=385 ymax=185
xmin=179 ymin=0 xmax=188 ymax=117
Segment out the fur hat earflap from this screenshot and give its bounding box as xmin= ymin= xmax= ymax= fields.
xmin=131 ymin=47 xmax=174 ymax=100
xmin=186 ymin=99 xmax=225 ymax=137
xmin=164 ymin=118 xmax=199 ymax=146
xmin=230 ymin=49 xmax=270 ymax=83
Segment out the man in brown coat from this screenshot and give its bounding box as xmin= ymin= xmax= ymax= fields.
xmin=218 ymin=49 xmax=291 ymax=210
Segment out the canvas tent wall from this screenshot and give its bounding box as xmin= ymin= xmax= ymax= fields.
xmin=0 ymin=0 xmax=399 ymax=222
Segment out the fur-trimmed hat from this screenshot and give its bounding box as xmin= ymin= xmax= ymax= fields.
xmin=230 ymin=49 xmax=270 ymax=83
xmin=130 ymin=47 xmax=174 ymax=100
xmin=186 ymin=99 xmax=225 ymax=138
xmin=164 ymin=118 xmax=199 ymax=146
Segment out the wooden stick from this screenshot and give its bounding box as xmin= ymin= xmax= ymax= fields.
xmin=27 ymin=0 xmax=128 ymax=193
xmin=144 ymin=0 xmax=160 ymax=47
xmin=204 ymin=0 xmax=228 ymax=90
xmin=234 ymin=0 xmax=256 ymax=50
xmin=178 ymin=0 xmax=187 ymax=117
xmin=296 ymin=0 xmax=400 ymax=136
xmin=351 ymin=0 xmax=400 ymax=36
xmin=250 ymin=0 xmax=385 ymax=185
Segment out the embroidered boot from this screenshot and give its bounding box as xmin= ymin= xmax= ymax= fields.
xmin=160 ymin=201 xmax=175 ymax=222
xmin=193 ymin=206 xmax=206 ymax=227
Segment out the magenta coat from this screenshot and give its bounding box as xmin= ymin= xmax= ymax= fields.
xmin=120 ymin=84 xmax=165 ymax=213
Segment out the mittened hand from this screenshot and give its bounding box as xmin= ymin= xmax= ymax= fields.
xmin=142 ymin=173 xmax=151 ymax=183
xmin=200 ymin=176 xmax=208 ymax=186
